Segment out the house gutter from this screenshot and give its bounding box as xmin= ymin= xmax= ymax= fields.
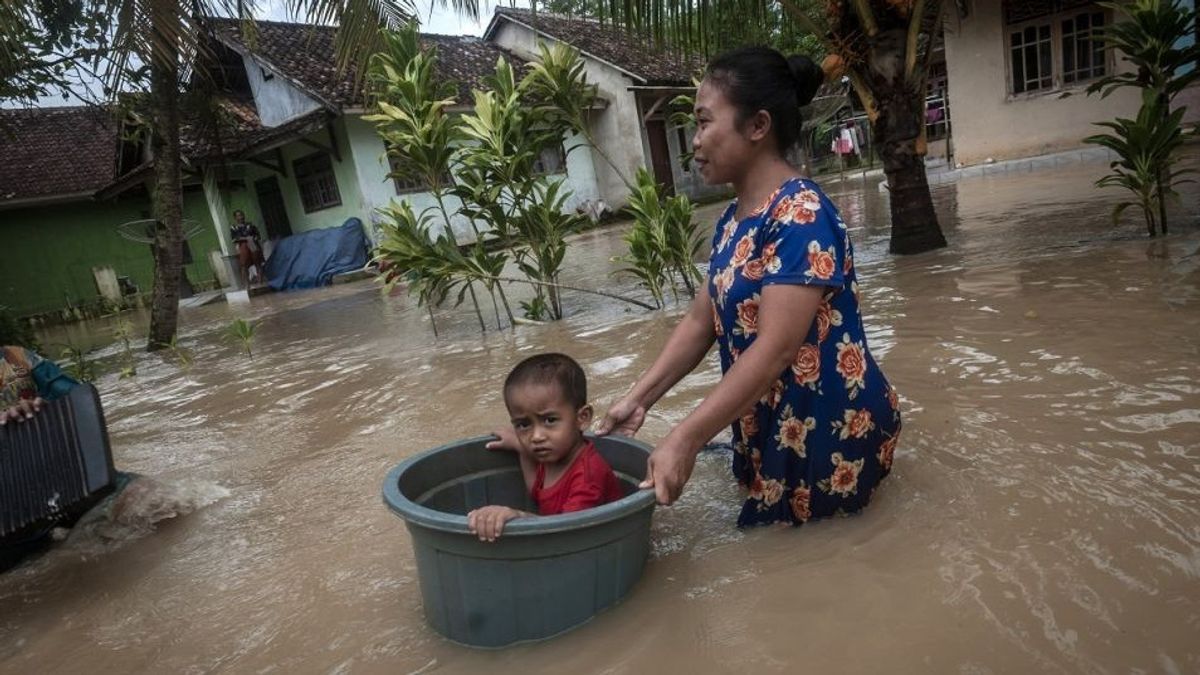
xmin=0 ymin=190 xmax=95 ymax=211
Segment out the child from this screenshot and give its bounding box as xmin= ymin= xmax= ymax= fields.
xmin=469 ymin=353 xmax=623 ymax=541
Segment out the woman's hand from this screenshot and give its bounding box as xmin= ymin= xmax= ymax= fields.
xmin=467 ymin=505 xmax=525 ymax=541
xmin=0 ymin=397 xmax=43 ymax=426
xmin=640 ymin=431 xmax=700 ymax=505
xmin=595 ymin=396 xmax=647 ymax=437
xmin=485 ymin=425 xmax=520 ymax=452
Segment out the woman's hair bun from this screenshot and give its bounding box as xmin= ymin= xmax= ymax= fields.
xmin=787 ymin=54 xmax=825 ymax=106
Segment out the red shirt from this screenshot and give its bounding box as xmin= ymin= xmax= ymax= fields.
xmin=532 ymin=441 xmax=624 ymax=515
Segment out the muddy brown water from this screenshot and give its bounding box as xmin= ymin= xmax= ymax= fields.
xmin=3 ymin=157 xmax=1200 ymax=674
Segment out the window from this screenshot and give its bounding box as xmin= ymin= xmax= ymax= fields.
xmin=926 ymin=61 xmax=950 ymax=141
xmin=293 ymin=152 xmax=341 ymax=212
xmin=1005 ymin=1 xmax=1108 ymax=96
xmin=1061 ymin=11 xmax=1107 ymax=84
xmin=1010 ymin=23 xmax=1054 ymax=94
xmin=532 ymin=142 xmax=567 ymax=176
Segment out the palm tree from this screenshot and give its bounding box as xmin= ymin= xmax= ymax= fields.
xmin=527 ymin=0 xmax=949 ymax=254
xmin=19 ymin=0 xmax=424 ymax=349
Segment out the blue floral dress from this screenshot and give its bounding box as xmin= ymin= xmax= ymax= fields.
xmin=707 ymin=177 xmax=901 ymax=527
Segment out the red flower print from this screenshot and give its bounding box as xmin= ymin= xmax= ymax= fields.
xmin=711 ymin=300 xmax=724 ymax=337
xmin=713 ymin=265 xmax=735 ymax=306
xmin=826 ymin=452 xmax=863 ymax=497
xmin=735 ymin=295 xmax=759 ymax=335
xmin=796 ymin=189 xmax=821 ymax=210
xmin=760 ymin=378 xmax=785 ymax=408
xmin=776 ymin=414 xmax=816 ymax=456
xmin=806 ymin=241 xmax=837 ymax=280
xmin=878 ymin=434 xmax=898 ymax=471
xmin=847 ymin=409 xmax=874 ymax=439
xmin=843 ymin=251 xmax=853 ymax=276
xmin=742 ymin=258 xmax=765 ymax=281
xmin=740 ymin=411 xmax=759 ymax=439
xmin=792 ymin=343 xmax=821 ymax=388
xmin=716 ymin=220 xmax=737 ymax=253
xmin=730 ymin=230 xmax=757 ymax=268
xmin=835 ymin=334 xmax=867 ymax=398
xmin=887 ymin=386 xmax=900 ymax=412
xmin=814 ymin=301 xmax=843 ymax=343
xmin=790 ymin=485 xmax=812 ymax=523
xmin=761 ymin=478 xmax=784 ymax=507
xmin=770 ymin=195 xmax=796 ymax=221
xmin=760 ymin=242 xmax=782 ymax=276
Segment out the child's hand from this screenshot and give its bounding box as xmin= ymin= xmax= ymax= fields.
xmin=467 ymin=505 xmax=525 ymax=542
xmin=485 ymin=426 xmax=520 ymax=452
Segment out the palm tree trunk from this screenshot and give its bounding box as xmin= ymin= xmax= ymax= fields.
xmin=875 ymin=84 xmax=948 ymax=255
xmin=147 ymin=54 xmax=184 ymax=351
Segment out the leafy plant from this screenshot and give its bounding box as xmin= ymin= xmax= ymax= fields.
xmin=618 ymin=169 xmax=705 ymax=307
xmin=1085 ymin=99 xmax=1192 ymax=236
xmin=226 ymin=318 xmax=258 ymax=359
xmin=165 ymin=335 xmax=193 ymax=373
xmin=1083 ymin=0 xmax=1199 ymax=236
xmin=113 ymin=318 xmax=137 ymax=378
xmin=60 ymin=346 xmax=96 ymax=383
xmin=367 ymin=25 xmax=652 ymax=331
xmin=519 ymin=295 xmax=550 ymax=322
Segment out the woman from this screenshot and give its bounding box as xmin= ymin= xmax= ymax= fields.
xmin=596 ymin=47 xmax=901 ymax=527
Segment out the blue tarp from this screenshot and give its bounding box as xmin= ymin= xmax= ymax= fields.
xmin=264 ymin=218 xmax=368 ymax=291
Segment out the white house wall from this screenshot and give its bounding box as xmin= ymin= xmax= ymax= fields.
xmin=344 ymin=114 xmax=601 ymax=244
xmin=489 ymin=21 xmax=644 ymax=208
xmin=943 ymin=2 xmax=1200 ymax=166
xmin=244 ymin=55 xmax=323 ymax=127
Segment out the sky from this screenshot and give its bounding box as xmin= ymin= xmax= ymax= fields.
xmin=22 ymin=0 xmax=531 ymax=107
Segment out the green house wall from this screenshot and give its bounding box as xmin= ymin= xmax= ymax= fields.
xmin=0 ymin=192 xmax=222 ymax=316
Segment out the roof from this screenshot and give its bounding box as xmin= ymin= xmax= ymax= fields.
xmin=0 ymin=106 xmax=120 ymax=204
xmin=485 ymin=7 xmax=704 ymax=86
xmin=206 ymin=18 xmax=528 ymax=107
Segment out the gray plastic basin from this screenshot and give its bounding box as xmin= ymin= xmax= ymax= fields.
xmin=382 ymin=435 xmax=655 ymax=648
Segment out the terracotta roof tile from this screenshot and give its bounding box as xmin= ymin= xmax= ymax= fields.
xmin=0 ymin=106 xmax=119 ymax=203
xmin=207 ymin=18 xmax=528 ymax=107
xmin=492 ymin=8 xmax=703 ymax=85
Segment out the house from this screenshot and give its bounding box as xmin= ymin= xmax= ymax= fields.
xmin=483 ymin=7 xmax=717 ymax=203
xmin=2 ymin=11 xmax=706 ymax=317
xmin=940 ymin=0 xmax=1200 ymax=167
xmin=0 ymin=106 xmax=222 ymax=317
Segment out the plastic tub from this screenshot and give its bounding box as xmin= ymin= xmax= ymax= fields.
xmin=382 ymin=435 xmax=655 ymax=648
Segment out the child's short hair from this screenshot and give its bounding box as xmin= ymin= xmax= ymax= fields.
xmin=504 ymin=353 xmax=587 ymax=409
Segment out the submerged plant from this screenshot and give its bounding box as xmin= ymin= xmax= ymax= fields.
xmin=367 ymin=25 xmax=653 ymax=331
xmin=60 ymin=345 xmax=96 ymax=383
xmin=1083 ymin=0 xmax=1199 ymax=236
xmin=618 ymin=169 xmax=706 ymax=306
xmin=226 ymin=318 xmax=258 ymax=359
xmin=113 ymin=318 xmax=137 ymax=378
xmin=166 ymin=335 xmax=193 ymax=373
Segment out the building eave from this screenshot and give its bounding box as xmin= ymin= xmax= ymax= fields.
xmin=485 ymin=13 xmax=649 ymax=85
xmin=0 ymin=190 xmax=95 ymax=211
xmin=209 ymin=29 xmax=342 ymax=113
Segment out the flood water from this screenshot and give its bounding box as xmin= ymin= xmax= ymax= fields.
xmin=3 ymin=157 xmax=1200 ymax=674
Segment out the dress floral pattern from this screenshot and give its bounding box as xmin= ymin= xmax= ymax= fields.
xmin=708 ymin=177 xmax=901 ymax=527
